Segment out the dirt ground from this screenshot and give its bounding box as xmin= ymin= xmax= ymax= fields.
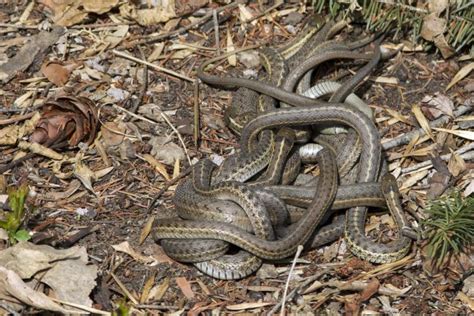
xmin=0 ymin=1 xmax=473 ymax=315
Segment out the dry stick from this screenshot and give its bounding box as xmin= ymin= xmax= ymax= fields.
xmin=128 ymin=45 xmax=149 ymax=115
xmin=194 ymin=80 xmax=200 ymax=147
xmin=402 ymin=145 xmax=474 ymax=174
xmin=111 ymin=273 xmax=139 ymax=305
xmin=266 ymin=268 xmax=331 ymax=316
xmin=0 ymin=111 xmax=36 ymax=125
xmin=213 ymin=9 xmax=220 ymax=55
xmin=382 ymin=105 xmax=472 ymax=150
xmin=111 ymin=104 xmax=192 ymax=166
xmin=127 ymin=0 xmax=247 ymax=47
xmin=112 ymin=49 xmax=194 ymax=83
xmin=280 ymin=245 xmax=303 ymax=316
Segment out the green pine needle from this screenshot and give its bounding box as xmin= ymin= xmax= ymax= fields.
xmin=423 ymin=191 xmax=474 ymax=268
xmin=312 ymin=0 xmax=473 ymax=55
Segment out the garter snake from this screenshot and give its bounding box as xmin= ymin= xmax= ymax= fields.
xmin=155 ymin=20 xmax=412 ymax=278
xmin=155 ymin=147 xmax=338 ymax=260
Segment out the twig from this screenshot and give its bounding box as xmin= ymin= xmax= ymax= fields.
xmin=126 ymin=0 xmax=247 ymax=47
xmin=193 ymin=80 xmax=200 ymax=147
xmin=304 ymin=280 xmax=410 ymax=297
xmin=0 ymin=23 xmax=38 ymax=29
xmin=111 ymin=273 xmax=139 ymax=305
xmin=112 ymin=49 xmax=194 ymax=83
xmin=280 ymin=245 xmax=303 ymax=316
xmin=49 ymin=298 xmax=111 ymax=315
xmin=382 ymin=105 xmax=472 ymax=150
xmin=111 ymin=104 xmax=192 ymax=166
xmin=266 ymin=269 xmax=331 ymax=315
xmin=0 ymin=111 xmax=36 ymax=125
xmin=401 ymin=145 xmax=474 ymax=174
xmin=128 ymin=46 xmax=148 ymax=115
xmin=213 ymin=9 xmax=220 ymax=55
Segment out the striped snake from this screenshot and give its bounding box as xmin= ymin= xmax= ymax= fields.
xmin=154 ymin=16 xmax=413 ymax=279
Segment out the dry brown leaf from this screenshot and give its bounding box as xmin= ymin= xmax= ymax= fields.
xmin=147 ymin=277 xmax=170 ymax=302
xmin=400 ymin=169 xmax=429 ymax=191
xmin=446 ymin=62 xmax=474 ymax=91
xmin=112 ymin=241 xmax=156 ymax=265
xmin=175 ymin=277 xmax=194 ymax=299
xmin=421 ymin=13 xmax=446 ymax=41
xmin=385 ymin=108 xmax=413 ymax=125
xmin=402 ymin=144 xmax=436 ymax=158
xmin=41 ymin=61 xmax=78 ymax=86
xmin=359 ymin=279 xmax=380 ymax=302
xmin=139 ymin=215 xmax=155 ymax=245
xmin=422 ymin=93 xmax=454 ymax=117
xmin=238 ymin=3 xmax=254 ymax=23
xmin=0 ymin=266 xmax=71 ymax=313
xmin=142 ymin=154 xmax=170 ymax=180
xmin=100 ymin=122 xmax=126 ymax=147
xmin=74 ymin=159 xmax=95 ymax=192
xmin=432 ymin=127 xmax=474 ymax=141
xmin=82 ymin=0 xmax=118 ymax=14
xmin=447 ymin=152 xmax=466 ymax=177
xmin=119 ymin=1 xmax=176 ymax=26
xmin=103 ymin=25 xmax=129 ymax=48
xmin=412 ymin=104 xmax=434 ymax=140
xmin=147 ymin=43 xmax=165 ymax=62
xmin=140 ymin=271 xmax=156 ymax=304
xmin=433 ymin=34 xmax=455 ymax=59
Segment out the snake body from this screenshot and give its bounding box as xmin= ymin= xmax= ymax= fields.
xmin=154 ymin=17 xmax=413 ymax=279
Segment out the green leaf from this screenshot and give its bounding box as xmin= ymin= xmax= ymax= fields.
xmin=14 ymin=230 xmax=31 ymax=242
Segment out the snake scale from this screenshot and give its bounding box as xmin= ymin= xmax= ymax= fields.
xmin=153 ymin=15 xmax=414 ymax=279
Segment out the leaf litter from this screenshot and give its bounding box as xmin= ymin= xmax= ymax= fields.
xmin=0 ymin=0 xmax=472 ymax=314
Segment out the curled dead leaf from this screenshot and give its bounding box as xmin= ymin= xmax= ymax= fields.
xmin=30 ymin=93 xmax=99 ymax=148
xmin=41 ymin=60 xmax=79 ymax=86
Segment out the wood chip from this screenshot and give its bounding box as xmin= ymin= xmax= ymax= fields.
xmin=147 ymin=277 xmax=170 ymax=302
xmin=412 ymin=104 xmax=434 ymax=140
xmin=400 ymin=169 xmax=429 ymax=191
xmin=226 ymin=28 xmax=236 ymax=66
xmin=432 ymin=127 xmax=474 ymax=141
xmin=175 ymin=277 xmax=195 ymax=299
xmin=226 ymin=302 xmax=274 ymax=311
xmin=141 ymin=154 xmax=170 ymax=180
xmin=139 ymin=215 xmax=155 ymax=245
xmin=446 ymin=62 xmax=474 ymax=91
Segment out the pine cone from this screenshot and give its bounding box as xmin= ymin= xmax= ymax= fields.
xmin=30 ymin=94 xmax=99 ymax=148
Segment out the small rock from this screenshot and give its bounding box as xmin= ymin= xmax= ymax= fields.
xmin=75 ymin=207 xmax=97 ymax=218
xmin=149 ymin=136 xmax=185 ymax=165
xmin=462 ymin=274 xmax=474 ymax=297
xmin=284 ymin=12 xmax=304 ymax=25
xmin=256 ymin=263 xmax=278 ymax=279
xmin=237 ymin=51 xmax=260 ymax=68
xmin=107 ymin=86 xmax=129 ymax=102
